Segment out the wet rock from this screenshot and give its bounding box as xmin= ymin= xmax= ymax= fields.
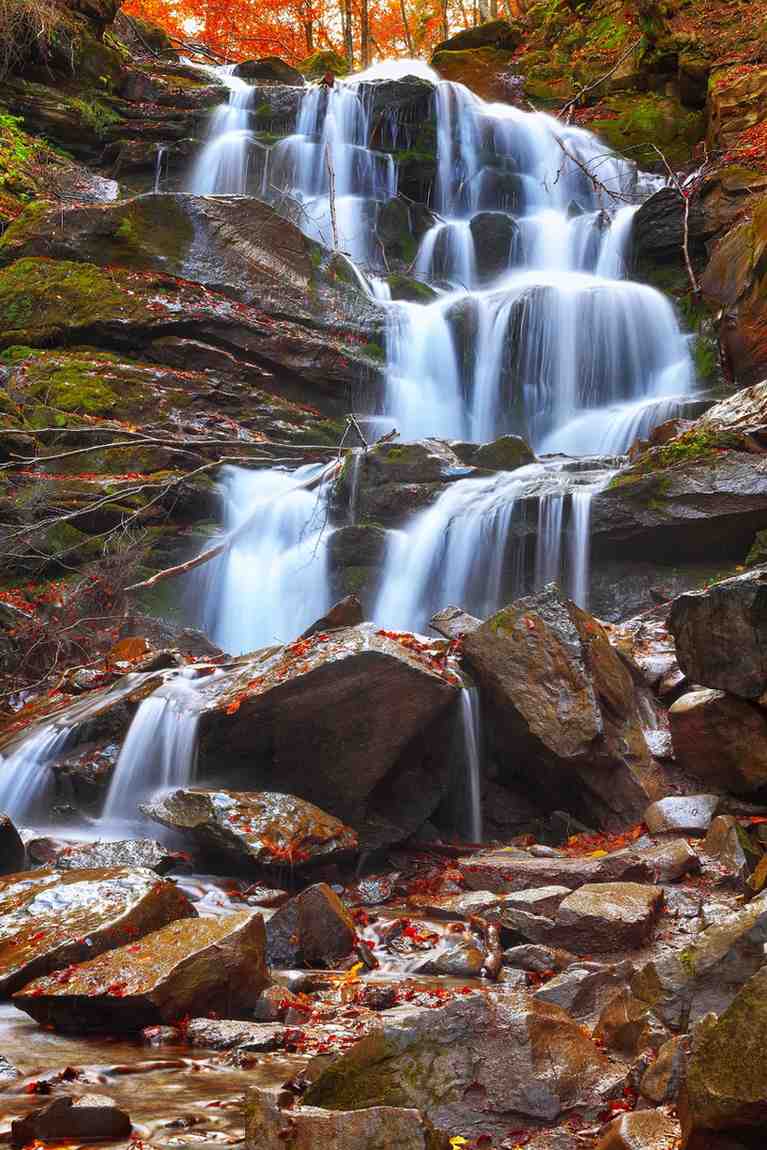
xmin=11 ymin=1095 xmax=132 ymax=1146
xmin=669 ymin=567 xmax=767 ymax=699
xmin=246 ymin=1087 xmax=448 ymax=1150
xmin=534 ymin=960 xmax=634 ymax=1022
xmin=668 ymin=689 xmax=767 ymax=794
xmin=429 ymin=605 xmax=482 ymax=641
xmin=469 ymin=213 xmax=522 ymax=284
xmin=185 ymin=1017 xmax=282 ymax=1051
xmin=15 ymin=911 xmax=267 ymax=1032
xmin=702 ymin=815 xmax=750 ymax=879
xmin=680 ymin=964 xmax=767 ymax=1146
xmin=470 ymin=433 xmax=536 ymax=472
xmin=502 ymin=943 xmax=575 ymax=973
xmin=234 ymin=57 xmax=304 ymax=84
xmin=503 ymin=885 xmax=572 ymax=917
xmin=253 ymin=984 xmax=310 ymax=1022
xmin=194 ymin=624 xmax=459 ymax=848
xmin=434 ymin=18 xmax=522 ymax=53
xmin=415 ymin=937 xmax=485 ymax=977
xmin=644 ymin=795 xmax=719 ymax=836
xmin=356 ymin=984 xmax=398 ymax=1011
xmin=407 ymin=890 xmax=500 ymax=920
xmin=0 ymin=866 xmax=195 ymax=996
xmin=594 ymin=987 xmax=671 ymax=1057
xmin=301 ymin=595 xmax=364 ymax=638
xmin=595 ymin=1108 xmax=681 ymax=1150
xmin=0 ymin=814 xmax=24 ymax=875
xmin=632 ymin=186 xmax=707 ymax=265
xmin=555 ymin=883 xmax=664 ymax=952
xmin=641 ymin=1035 xmax=688 ymax=1104
xmin=462 ymin=586 xmax=659 ymax=827
xmin=266 ymin=883 xmax=356 ymax=968
xmin=142 ymin=789 xmax=358 ymax=870
xmin=0 ymin=1054 xmax=18 ymax=1081
xmin=54 ymin=838 xmax=181 ymax=874
xmin=304 ymin=990 xmax=622 ymax=1123
xmin=142 ymin=1024 xmax=181 ymax=1045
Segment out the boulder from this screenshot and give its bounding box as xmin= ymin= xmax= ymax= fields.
xmin=502 ymin=943 xmax=575 ymax=973
xmin=534 ymin=960 xmax=634 ymax=1022
xmin=555 ymin=883 xmax=664 ymax=952
xmin=469 ymin=212 xmax=522 ymax=284
xmin=11 ymin=1095 xmax=132 ymax=1146
xmin=669 ymin=567 xmax=767 ymax=699
xmin=702 ymin=814 xmax=751 ymax=879
xmin=266 ymin=883 xmax=356 ymax=968
xmin=434 ymin=19 xmax=522 ymax=53
xmin=707 ymin=65 xmax=767 ymax=151
xmin=246 ymin=1088 xmax=448 ymax=1150
xmin=186 ymin=1017 xmax=283 ymax=1051
xmin=53 ymin=838 xmax=180 ymax=873
xmin=233 ymin=57 xmax=304 ymax=84
xmin=406 ymin=890 xmax=503 ymax=920
xmin=14 ymin=911 xmax=268 ymax=1032
xmin=0 ymin=814 xmax=24 ymax=874
xmin=0 ymin=866 xmax=195 ymax=995
xmin=142 ymin=789 xmax=358 ymax=869
xmin=469 ymin=433 xmax=536 ymax=472
xmin=415 ymin=937 xmax=485 ymax=978
xmin=429 ymin=605 xmax=482 ymax=641
xmin=641 ymin=1035 xmax=688 ymax=1104
xmin=632 ymin=186 xmax=707 ymax=266
xmin=301 ymin=595 xmax=364 ymax=637
xmin=303 ymin=991 xmax=623 ymax=1124
xmin=680 ymin=965 xmax=767 ymax=1146
xmin=462 ymin=586 xmax=660 ymax=827
xmin=644 ymin=795 xmax=719 ymax=836
xmin=595 ymin=1109 xmax=681 ymax=1150
xmin=193 ymin=624 xmax=459 ymax=847
xmin=668 ymin=689 xmax=767 ymax=793
xmin=502 ymin=885 xmax=572 ymax=917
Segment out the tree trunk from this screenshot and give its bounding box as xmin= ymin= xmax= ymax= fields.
xmin=399 ymin=0 xmax=413 ymax=53
xmin=478 ymin=0 xmax=490 ymax=21
xmin=489 ymin=0 xmax=498 ymax=16
xmin=440 ymin=0 xmax=449 ymax=42
xmin=344 ymin=0 xmax=354 ymax=69
xmin=360 ymin=0 xmax=370 ymax=66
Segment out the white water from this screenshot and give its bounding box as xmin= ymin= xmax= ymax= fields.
xmin=0 ymin=724 xmax=73 ymax=823
xmin=459 ymin=688 xmax=483 ymax=843
xmin=189 ymin=66 xmax=257 ymax=195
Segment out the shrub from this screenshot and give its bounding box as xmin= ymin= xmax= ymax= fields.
xmin=0 ymin=0 xmax=79 ymax=82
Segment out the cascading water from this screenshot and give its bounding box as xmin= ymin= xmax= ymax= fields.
xmin=459 ymin=688 xmax=483 ymax=843
xmin=0 ymin=725 xmax=73 ymax=823
xmin=189 ymin=66 xmax=257 ymax=195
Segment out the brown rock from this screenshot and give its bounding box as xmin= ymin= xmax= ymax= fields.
xmin=14 ymin=911 xmax=267 ymax=1032
xmin=301 ymin=595 xmax=364 ymax=638
xmin=0 ymin=814 xmax=24 ymax=874
xmin=702 ymin=814 xmax=750 ymax=880
xmin=644 ymin=795 xmax=719 ymax=836
xmin=0 ymin=866 xmax=195 ymax=995
xmin=641 ymin=1035 xmax=688 ymax=1104
xmin=185 ymin=1018 xmax=282 ymax=1051
xmin=142 ymin=789 xmax=358 ymax=869
xmin=595 ymin=1108 xmax=681 ymax=1150
xmin=429 ymin=605 xmax=482 ymax=641
xmin=246 ymin=1088 xmax=449 ymax=1150
xmin=555 ymin=883 xmax=664 ymax=953
xmin=594 ymin=988 xmax=671 ymax=1057
xmin=502 ymin=943 xmax=575 ymax=973
xmin=266 ymin=883 xmax=356 ymax=968
xmin=11 ymin=1095 xmax=131 ymax=1146
xmin=407 ymin=890 xmax=502 ymax=920
xmin=669 ymin=688 xmax=767 ymax=794
xmin=534 ymin=960 xmax=634 ymax=1022
xmin=54 ymin=838 xmax=180 ymax=874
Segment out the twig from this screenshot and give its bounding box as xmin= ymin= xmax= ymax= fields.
xmin=558 ymin=38 xmax=643 ymax=123
xmin=648 ymin=143 xmax=701 ymax=297
xmin=325 ymin=145 xmax=339 ymax=251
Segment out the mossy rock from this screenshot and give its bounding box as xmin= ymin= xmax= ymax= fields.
xmin=385 ymin=274 xmax=437 ymax=303
xmin=473 ymin=434 xmax=536 ymax=472
xmin=591 ymin=93 xmax=706 ymax=167
xmin=298 ymin=50 xmax=349 ymax=80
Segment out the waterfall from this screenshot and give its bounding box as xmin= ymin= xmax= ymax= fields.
xmin=154 ymin=145 xmax=167 ymax=194
xmin=189 ymin=66 xmax=257 ymax=195
xmin=102 ymin=672 xmax=204 ymax=823
xmin=459 ymin=688 xmax=483 ymax=843
xmin=193 ymin=463 xmax=332 ymax=656
xmin=0 ymin=724 xmax=73 ymax=823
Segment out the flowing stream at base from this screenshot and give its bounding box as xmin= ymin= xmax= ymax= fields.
xmin=2 ymin=60 xmax=701 ymax=837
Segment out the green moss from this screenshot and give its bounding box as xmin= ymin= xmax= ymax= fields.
xmin=592 ymin=93 xmax=705 ymax=166
xmin=298 ymin=49 xmax=350 ymax=79
xmin=360 ymin=340 xmax=385 ymax=362
xmin=69 ymin=97 xmax=124 ymax=138
xmin=386 ymin=274 xmax=437 ymax=303
xmin=678 ymin=947 xmax=697 ymax=977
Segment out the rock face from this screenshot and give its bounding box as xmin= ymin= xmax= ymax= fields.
xmin=0 ymin=867 xmax=195 ymax=995
xmin=668 ymin=689 xmax=767 ymax=794
xmin=11 ymin=1095 xmax=132 ymax=1146
xmin=434 ymin=19 xmax=522 ymax=53
xmin=142 ymin=789 xmax=358 ymax=869
xmin=266 ymin=883 xmax=356 ymax=968
xmin=15 ymin=911 xmax=268 ymax=1032
xmin=0 ymin=815 xmax=25 ymax=874
xmin=668 ymin=566 xmax=767 ymax=699
xmin=462 ymin=586 xmax=660 ymax=825
xmin=246 ymin=1089 xmax=449 ymax=1150
xmin=304 ymin=992 xmax=622 ymax=1125
xmin=194 ymin=624 xmax=460 ymax=848
xmin=555 ymin=883 xmax=664 ymax=952
xmin=681 ymin=965 xmax=767 ymax=1146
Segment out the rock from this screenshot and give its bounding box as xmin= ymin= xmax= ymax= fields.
xmin=304 ymin=991 xmax=622 ymax=1123
xmin=54 ymin=838 xmax=180 ymax=874
xmin=680 ymin=964 xmax=767 ymax=1146
xmin=0 ymin=1054 xmax=18 ymax=1081
xmin=142 ymin=789 xmax=358 ymax=870
xmin=14 ymin=911 xmax=268 ymax=1033
xmin=0 ymin=866 xmax=195 ymax=996
xmin=460 ymin=838 xmax=698 ymax=894
xmin=644 ymin=795 xmax=719 ymax=836
xmin=468 ymin=213 xmax=522 ymax=284
xmin=415 ymin=937 xmax=485 ymax=978
xmin=502 ymin=943 xmax=574 ymax=973
xmin=594 ymin=988 xmax=671 ymax=1057
xmin=233 ymin=57 xmax=304 ymax=84
xmin=11 ymin=1095 xmax=132 ymax=1146
xmin=193 ymin=624 xmax=459 ymax=848
xmin=534 ymin=960 xmax=634 ymax=1022
xmin=253 ymin=984 xmax=310 ymax=1022
xmin=641 ymin=1035 xmax=688 ymax=1104
xmin=266 ymin=883 xmax=356 ymax=968
xmin=471 ymin=433 xmax=536 ymax=472
xmin=0 ymin=814 xmax=24 ymax=874
xmin=707 ymin=65 xmax=767 ymax=151
xmin=555 ymin=883 xmax=664 ymax=953
xmin=301 ymin=595 xmax=364 ymax=637
xmin=668 ymin=689 xmax=767 ymax=794
xmin=595 ymin=1109 xmax=681 ymax=1150
xmin=434 ymin=19 xmax=522 ymax=53
xmin=298 ymin=49 xmax=350 ymax=80
xmin=185 ymin=1017 xmax=283 ymax=1052
xmin=669 ymin=567 xmax=767 ymax=699
xmin=462 ymin=586 xmax=660 ymax=827
xmin=503 ymin=885 xmax=572 ymax=917
xmin=702 ymin=815 xmax=750 ymax=879
xmin=245 ymin=1088 xmax=448 ymax=1150
xmin=632 ymin=187 xmax=707 ymax=266
xmin=429 ymin=605 xmax=482 ymax=641
xmin=407 ymin=890 xmax=502 ymax=920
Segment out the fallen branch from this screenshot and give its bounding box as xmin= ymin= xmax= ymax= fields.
xmin=325 ymin=145 xmax=339 ymax=251
xmin=649 ymin=143 xmax=702 ymax=297
xmin=558 ymin=38 xmax=643 ymax=123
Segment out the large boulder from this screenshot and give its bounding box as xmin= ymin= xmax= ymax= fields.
xmin=555 ymin=883 xmax=664 ymax=952
xmin=680 ymin=964 xmax=767 ymax=1146
xmin=265 ymin=883 xmax=356 ymax=968
xmin=668 ymin=688 xmax=767 ymax=794
xmin=433 ymin=19 xmax=522 ymax=53
xmin=668 ymin=567 xmax=767 ymax=699
xmin=632 ymin=187 xmax=707 ymax=267
xmin=11 ymin=1095 xmax=132 ymax=1146
xmin=643 ymin=795 xmax=719 ymax=836
xmin=0 ymin=815 xmax=24 ymax=874
xmin=14 ymin=911 xmax=268 ymax=1032
xmin=233 ymin=57 xmax=304 ymax=84
xmin=304 ymin=991 xmax=622 ymax=1125
xmin=142 ymin=789 xmax=358 ymax=869
xmin=0 ymin=867 xmax=195 ymax=995
xmin=707 ymin=65 xmax=767 ymax=152
xmin=462 ymin=585 xmax=661 ymax=826
xmin=596 ymin=1109 xmax=681 ymax=1150
xmin=193 ymin=624 xmax=460 ymax=847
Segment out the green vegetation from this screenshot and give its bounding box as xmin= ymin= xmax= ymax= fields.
xmin=70 ymin=96 xmax=123 ymax=138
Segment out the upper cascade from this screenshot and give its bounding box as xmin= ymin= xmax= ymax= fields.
xmin=185 ymin=61 xmax=695 ymax=457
